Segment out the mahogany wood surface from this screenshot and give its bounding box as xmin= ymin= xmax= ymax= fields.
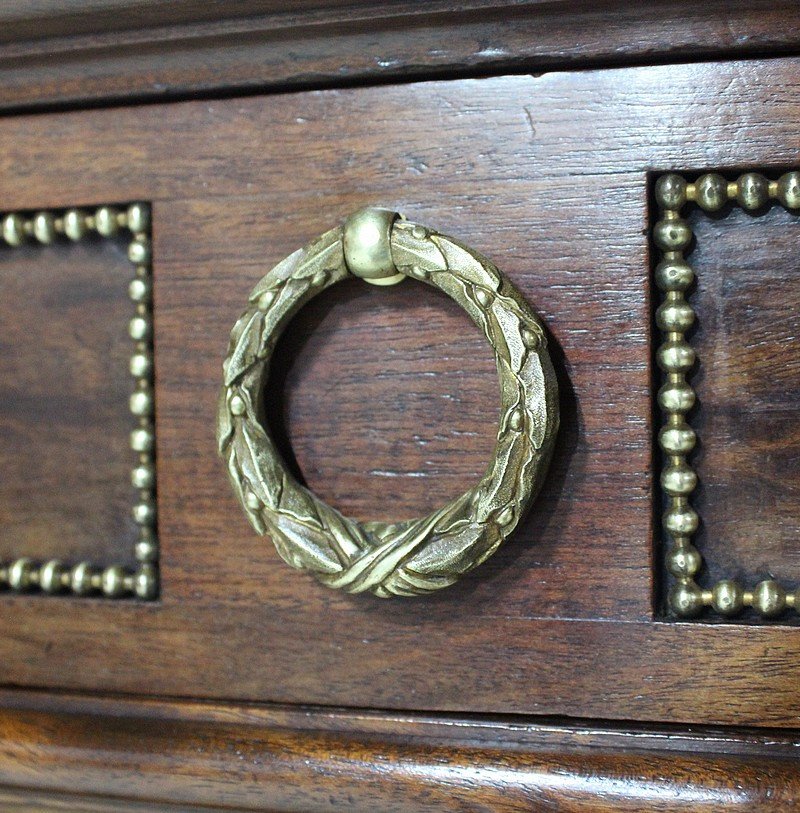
xmin=690 ymin=204 xmax=800 ymax=593
xmin=3 ymin=1 xmax=800 ymax=112
xmin=3 ymin=61 xmax=800 ymax=729
xmin=0 ymin=237 xmax=138 ymax=568
xmin=0 ymin=691 xmax=799 ymax=812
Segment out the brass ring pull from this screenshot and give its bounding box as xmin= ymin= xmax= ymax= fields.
xmin=217 ymin=208 xmax=559 ymax=597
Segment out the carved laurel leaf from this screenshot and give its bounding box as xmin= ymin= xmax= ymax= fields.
xmin=390 ymin=223 xmax=448 ymax=274
xmin=224 ymin=310 xmax=264 ymax=386
xmin=248 ymin=248 xmax=303 ymax=303
xmin=431 ymin=234 xmax=501 ymax=289
xmin=267 ymin=511 xmax=344 ymax=573
xmin=293 ymin=227 xmax=345 ymax=279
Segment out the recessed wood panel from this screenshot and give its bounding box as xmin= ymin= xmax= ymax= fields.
xmin=689 ymin=203 xmax=800 ymax=592
xmin=0 ymin=237 xmax=137 ymax=568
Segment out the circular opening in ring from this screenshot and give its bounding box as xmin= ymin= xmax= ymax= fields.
xmin=261 ymin=276 xmax=500 ymax=524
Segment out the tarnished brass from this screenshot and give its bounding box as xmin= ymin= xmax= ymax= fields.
xmin=342 ymin=207 xmax=404 ymax=285
xmin=0 ymin=204 xmax=158 ymax=600
xmin=218 ymin=209 xmax=559 ymax=597
xmin=654 ymin=171 xmax=800 ymax=619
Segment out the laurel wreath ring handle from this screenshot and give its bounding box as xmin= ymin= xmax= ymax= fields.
xmin=217 ymin=208 xmax=559 ymax=597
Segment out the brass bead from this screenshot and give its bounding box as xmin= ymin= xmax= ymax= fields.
xmin=131 ymin=464 xmax=155 ymax=490
xmin=70 ymin=562 xmax=95 ymax=595
xmin=63 ymin=209 xmax=88 ymax=241
xmin=666 ymin=544 xmax=701 ymax=578
xmin=39 ymin=559 xmax=65 ymax=593
xmin=128 ymin=278 xmax=151 ymax=303
xmin=653 ymin=218 xmax=692 ymax=252
xmin=310 ymin=270 xmax=327 ymax=288
xmin=656 ymin=301 xmax=695 ymax=332
xmin=654 ymin=260 xmax=694 ymax=292
xmin=496 ymin=506 xmax=514 ymax=527
xmin=245 ymin=491 xmax=262 ymax=510
xmin=32 ymin=211 xmax=56 ymax=244
xmin=711 ymin=579 xmax=744 ymax=616
xmin=661 ymin=463 xmax=697 ymax=496
xmin=694 ymin=173 xmax=728 ymax=212
xmin=520 ymin=327 xmax=540 ymax=349
xmin=101 ymin=565 xmax=127 ymax=597
xmin=507 ymin=409 xmax=524 ymax=431
xmin=657 ymin=381 xmax=696 ymax=414
xmin=777 ymin=172 xmax=800 ymax=209
xmin=129 ymin=316 xmax=151 ymax=341
xmin=229 ymin=394 xmax=246 ymax=416
xmin=658 ymin=422 xmax=696 ymax=454
xmin=94 ymin=206 xmax=120 ymax=237
xmin=664 ymin=504 xmax=699 ymax=535
xmin=655 ymin=174 xmax=687 ymax=210
xmin=130 ymin=390 xmax=153 ymax=417
xmin=132 ymin=502 xmax=156 ymax=526
xmin=257 ymin=290 xmax=276 ymax=310
xmin=8 ymin=557 xmax=34 ymax=591
xmin=753 ymin=579 xmax=786 ymax=617
xmin=474 ymin=287 xmax=493 ymax=308
xmin=135 ymin=539 xmax=158 ymax=563
xmin=736 ymin=172 xmax=770 ymax=211
xmin=2 ymin=213 xmax=26 ymax=246
xmin=128 ymin=236 xmax=151 ymax=265
xmin=134 ymin=564 xmax=158 ymax=600
xmin=127 ymin=203 xmax=150 ymax=234
xmin=130 ymin=427 xmax=154 ymax=452
xmin=657 ymin=340 xmax=695 ymax=373
xmin=130 ymin=353 xmax=152 ymax=378
xmin=669 ymin=581 xmax=704 ymax=617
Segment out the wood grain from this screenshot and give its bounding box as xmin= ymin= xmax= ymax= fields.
xmin=265 ymin=276 xmax=500 ymax=523
xmin=0 ymin=691 xmax=799 ymax=813
xmin=0 ymin=236 xmax=138 ymax=568
xmin=3 ymin=1 xmax=800 ymax=112
xmin=1 ymin=62 xmax=800 ymax=725
xmin=688 ymin=203 xmax=800 ymax=594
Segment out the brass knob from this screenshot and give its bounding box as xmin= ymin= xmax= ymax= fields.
xmin=217 ymin=209 xmax=559 ymax=597
xmin=342 ymin=207 xmax=404 ymax=285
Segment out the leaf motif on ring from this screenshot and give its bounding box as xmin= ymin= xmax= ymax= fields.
xmin=217 ymin=212 xmax=559 ymax=597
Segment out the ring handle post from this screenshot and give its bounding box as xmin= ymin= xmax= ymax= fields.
xmin=343 ymin=207 xmax=405 ymax=286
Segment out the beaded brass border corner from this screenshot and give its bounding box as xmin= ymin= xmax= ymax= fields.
xmin=0 ymin=204 xmax=158 ymax=600
xmin=654 ymin=170 xmax=800 ymax=620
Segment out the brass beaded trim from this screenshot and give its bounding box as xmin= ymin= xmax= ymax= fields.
xmin=655 ymin=171 xmax=800 ymax=620
xmin=0 ymin=204 xmax=158 ymax=600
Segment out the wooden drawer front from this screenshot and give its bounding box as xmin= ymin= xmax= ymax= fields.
xmin=1 ymin=59 xmax=799 ymax=727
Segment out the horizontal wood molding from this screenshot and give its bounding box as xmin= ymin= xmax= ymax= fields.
xmin=1 ymin=691 xmax=799 ymax=812
xmin=3 ymin=1 xmax=800 ymax=112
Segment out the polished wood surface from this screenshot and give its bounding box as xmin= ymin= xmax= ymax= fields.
xmin=690 ymin=203 xmax=800 ymax=594
xmin=0 ymin=237 xmax=137 ymax=568
xmin=0 ymin=691 xmax=799 ymax=812
xmin=1 ymin=61 xmax=800 ymax=725
xmin=3 ymin=3 xmax=800 ymax=808
xmin=267 ymin=277 xmax=500 ymax=523
xmin=3 ymin=1 xmax=800 ymax=112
